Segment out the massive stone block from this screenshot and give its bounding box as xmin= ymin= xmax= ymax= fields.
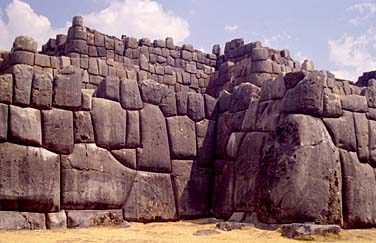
xmin=281 ymin=71 xmax=325 ymax=116
xmin=139 ymin=79 xmax=169 ymax=105
xmin=42 ymin=108 xmax=74 ymax=154
xmin=255 ymin=100 xmax=281 ymax=132
xmin=171 ymin=160 xmax=211 ymax=217
xmin=53 ymin=67 xmax=82 ymax=110
xmin=92 ymin=98 xmax=127 ymax=150
xmin=120 ymin=78 xmax=143 ymax=110
xmin=340 ymin=150 xmax=376 ymax=228
xmin=66 ymin=209 xmax=123 ymax=228
xmin=62 ymin=144 xmax=136 ymax=209
xmin=229 ymin=83 xmax=260 ymax=112
xmin=187 ymin=93 xmax=205 ymax=122
xmin=123 ymin=171 xmax=177 ymax=222
xmin=96 ymin=76 xmax=120 ymax=101
xmin=256 ymin=115 xmax=342 ymax=225
xmin=31 ymin=72 xmax=53 ymax=109
xmin=9 ymin=105 xmax=42 ymax=146
xmin=167 ymin=116 xmax=196 ymax=159
xmin=0 ymin=74 xmax=13 ymax=104
xmin=126 ymin=110 xmax=140 ymax=148
xmin=137 ymin=103 xmax=171 ymax=172
xmin=225 ymin=132 xmax=245 ymax=161
xmin=111 ymin=148 xmax=137 ymax=170
xmin=353 ymin=112 xmax=369 ymax=162
xmin=12 ymin=64 xmax=33 ymax=106
xmin=0 ymin=143 xmax=60 ymax=212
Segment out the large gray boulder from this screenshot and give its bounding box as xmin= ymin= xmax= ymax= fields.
xmin=167 ymin=116 xmax=196 ymax=159
xmin=139 ymin=79 xmax=169 ymax=105
xmin=187 ymin=93 xmax=205 ymax=122
xmin=137 ymin=103 xmax=171 ymax=172
xmin=42 ymin=108 xmax=74 ymax=154
xmin=340 ymin=150 xmax=376 ymax=228
xmin=0 ymin=143 xmax=60 ymax=212
xmin=61 ymin=144 xmax=136 ymax=209
xmin=53 ymin=67 xmax=82 ymax=110
xmin=171 ymin=160 xmax=211 ymax=217
xmin=9 ymin=105 xmax=42 ymax=146
xmin=256 ymin=115 xmax=342 ymax=225
xmin=96 ymin=76 xmax=120 ymax=101
xmin=123 ymin=171 xmax=177 ymax=222
xmin=31 ymin=72 xmax=53 ymax=109
xmin=92 ymin=98 xmax=127 ymax=150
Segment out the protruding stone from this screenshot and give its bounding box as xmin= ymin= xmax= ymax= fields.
xmin=9 ymin=105 xmax=42 ymax=146
xmin=42 ymin=108 xmax=74 ymax=154
xmin=139 ymin=79 xmax=169 ymax=105
xmin=123 ymin=171 xmax=176 ymax=222
xmin=13 ymin=36 xmax=38 ymax=52
xmin=72 ymin=16 xmax=84 ymax=27
xmin=92 ymin=98 xmax=127 ymax=150
xmin=62 ymin=144 xmax=136 ymax=209
xmin=96 ymin=76 xmax=120 ymax=101
xmin=301 ymin=59 xmax=314 ymax=71
xmin=111 ymin=148 xmax=137 ymax=170
xmin=81 ymin=89 xmax=95 ymax=110
xmin=252 ymin=47 xmax=269 ymax=61
xmin=167 ymin=116 xmax=196 ymax=159
xmin=0 ymin=143 xmax=60 ymax=212
xmin=230 ymin=83 xmax=260 ymax=112
xmin=138 ymin=104 xmax=170 ymax=172
xmin=341 ymin=94 xmax=368 ymax=112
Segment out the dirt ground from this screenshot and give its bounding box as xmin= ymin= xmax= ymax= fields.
xmin=0 ymin=219 xmax=375 ymax=243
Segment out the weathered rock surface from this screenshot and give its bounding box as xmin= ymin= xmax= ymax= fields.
xmin=120 ymin=79 xmax=143 ymax=109
xmin=31 ymin=72 xmax=53 ymax=109
xmin=66 ymin=209 xmax=126 ymax=228
xmin=281 ymin=223 xmax=341 ymax=238
xmin=0 ymin=104 xmax=8 ymax=141
xmin=12 ymin=64 xmax=33 ymax=106
xmin=62 ymin=144 xmax=136 ymax=209
xmin=0 ymin=143 xmax=60 ymax=212
xmin=46 ymin=211 xmax=67 ymax=229
xmin=73 ymin=111 xmax=94 ymax=143
xmin=138 ymin=103 xmax=171 ymax=172
xmin=123 ymin=171 xmax=176 ymax=221
xmin=53 ymin=67 xmax=82 ymax=109
xmin=0 ymin=211 xmax=46 ymax=230
xmin=171 ymin=160 xmax=211 ymax=217
xmin=92 ymin=98 xmax=126 ymax=150
xmin=0 ymin=74 xmax=13 ymax=104
xmin=167 ymin=116 xmax=196 ymax=159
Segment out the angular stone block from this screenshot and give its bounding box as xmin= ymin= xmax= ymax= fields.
xmin=53 ymin=68 xmax=82 ymax=110
xmin=225 ymin=132 xmax=245 ymax=161
xmin=171 ymin=160 xmax=211 ymax=217
xmin=323 ymin=90 xmax=342 ymax=118
xmin=13 ymin=36 xmax=38 ymax=52
xmin=74 ymin=111 xmax=94 ymax=143
xmin=0 ymin=212 xmax=46 ymax=230
xmin=139 ymin=79 xmax=169 ymax=105
xmin=241 ymin=100 xmax=259 ymax=132
xmin=34 ymin=53 xmax=51 ymax=67
xmin=12 ymin=64 xmax=33 ymax=106
xmin=176 ymin=91 xmax=188 ymax=115
xmin=230 ymin=83 xmax=260 ymax=112
xmin=42 ymin=108 xmax=74 ymax=154
xmin=257 ymin=115 xmax=342 ymax=225
xmin=126 ymin=110 xmax=140 ymax=148
xmin=31 ymin=72 xmax=53 ymax=109
xmin=81 ymin=89 xmax=95 ymax=111
xmin=123 ymin=171 xmax=176 ymax=222
xmin=160 ymin=89 xmax=177 ymax=117
xmin=0 ymin=74 xmax=13 ymax=104
xmin=62 ymin=144 xmax=136 ymax=209
xmin=324 ymin=111 xmax=356 ymax=152
xmin=354 ymin=112 xmax=369 ymax=162
xmin=252 ymin=47 xmax=269 ymax=61
xmin=138 ymin=104 xmax=171 ymax=172
xmin=96 ymin=76 xmax=120 ymax=101
xmin=259 ymin=75 xmax=285 ymax=102
xmin=204 ymin=94 xmax=218 ymax=120
xmin=255 ymin=100 xmax=281 ymax=132
xmin=167 ymin=116 xmax=196 ymax=159
xmin=281 ymin=71 xmax=325 ymax=116
xmin=9 ymin=51 xmax=34 ymax=65
xmin=187 ymin=93 xmax=205 ymax=122
xmin=340 ymin=150 xmax=376 ymax=228
xmin=120 ymin=78 xmax=143 ymax=110
xmin=341 ymin=94 xmax=368 ymax=112
xmin=9 ymin=105 xmax=42 ymax=146
xmin=251 ymin=60 xmax=273 ymax=73
xmin=92 ymin=98 xmax=126 ymax=150
xmin=47 ymin=211 xmax=67 ymax=229
xmin=0 ymin=104 xmax=8 ymax=141
xmin=196 ymin=119 xmax=216 ymax=167
xmin=0 ymin=143 xmax=60 ymax=212
xmin=111 ymin=148 xmax=137 ymax=170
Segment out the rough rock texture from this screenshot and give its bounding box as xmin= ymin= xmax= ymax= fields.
xmin=0 ymin=212 xmax=46 ymax=230
xmin=123 ymin=171 xmax=177 ymax=222
xmin=61 ymin=144 xmax=136 ymax=209
xmin=66 ymin=209 xmax=124 ymax=228
xmin=0 ymin=143 xmax=60 ymax=212
xmin=281 ymin=223 xmax=341 ymax=238
xmin=167 ymin=116 xmax=197 ymax=159
xmin=46 ymin=211 xmax=67 ymax=229
xmin=12 ymin=64 xmax=33 ymax=106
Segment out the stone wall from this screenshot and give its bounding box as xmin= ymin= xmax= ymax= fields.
xmin=0 ymin=16 xmax=375 ymax=230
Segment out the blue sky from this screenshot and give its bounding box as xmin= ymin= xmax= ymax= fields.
xmin=0 ymin=0 xmax=376 ymax=80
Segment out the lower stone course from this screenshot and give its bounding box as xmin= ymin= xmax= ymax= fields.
xmin=0 ymin=211 xmax=46 ymax=230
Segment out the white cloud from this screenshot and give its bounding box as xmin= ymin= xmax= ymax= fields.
xmin=84 ymin=0 xmax=190 ymax=44
xmin=224 ymin=25 xmax=238 ymax=32
xmin=348 ymin=2 xmax=376 ymax=25
xmin=0 ymin=0 xmax=69 ymax=51
xmin=328 ymin=28 xmax=376 ymax=81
